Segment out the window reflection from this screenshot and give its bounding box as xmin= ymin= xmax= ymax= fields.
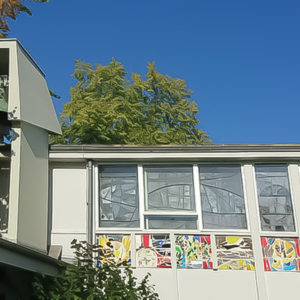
xmin=99 ymin=166 xmax=139 ymax=228
xmin=199 ymin=166 xmax=247 ymax=229
xmin=255 ymin=165 xmax=295 ymax=232
xmin=145 ymin=166 xmax=195 ymax=211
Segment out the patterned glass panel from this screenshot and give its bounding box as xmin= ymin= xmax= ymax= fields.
xmin=176 ymin=235 xmax=212 ymax=269
xmin=97 ymin=234 xmax=131 ymax=265
xmin=255 ymin=165 xmax=295 ymax=232
xmin=99 ymin=166 xmax=139 ymax=228
xmin=145 ymin=166 xmax=195 ymax=211
xmin=136 ymin=234 xmax=171 ymax=268
xmin=200 ymin=166 xmax=247 ymax=229
xmin=216 ymin=236 xmax=255 ymax=270
xmin=261 ymin=237 xmax=300 ymax=271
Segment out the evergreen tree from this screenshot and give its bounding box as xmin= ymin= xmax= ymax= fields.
xmin=52 ymin=59 xmax=210 ymax=145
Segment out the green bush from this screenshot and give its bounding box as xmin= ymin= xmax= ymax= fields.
xmin=33 ymin=240 xmax=159 ymax=300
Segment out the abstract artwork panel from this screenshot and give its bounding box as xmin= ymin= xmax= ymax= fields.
xmin=216 ymin=236 xmax=255 ymax=270
xmin=136 ymin=234 xmax=171 ymax=268
xmin=261 ymin=237 xmax=300 ymax=271
xmin=97 ymin=234 xmax=131 ymax=265
xmin=175 ymin=235 xmax=212 ymax=269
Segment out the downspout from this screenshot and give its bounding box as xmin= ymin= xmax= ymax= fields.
xmin=87 ymin=160 xmax=93 ymax=244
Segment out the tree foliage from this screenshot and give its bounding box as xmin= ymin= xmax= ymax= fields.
xmin=0 ymin=0 xmax=48 ymax=37
xmin=33 ymin=240 xmax=159 ymax=300
xmin=52 ymin=59 xmax=210 ymax=145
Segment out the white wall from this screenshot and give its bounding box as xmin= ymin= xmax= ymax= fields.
xmin=51 ymin=164 xmax=87 ymax=260
xmin=177 ymin=270 xmax=258 ymax=300
xmin=17 ymin=122 xmax=49 ymax=252
xmin=265 ymin=272 xmax=300 ymax=300
xmin=49 ymin=161 xmax=300 ymax=300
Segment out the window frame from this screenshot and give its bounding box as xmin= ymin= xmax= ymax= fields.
xmin=143 ymin=164 xmax=199 ymax=231
xmin=95 ymin=163 xmax=141 ymax=232
xmin=253 ymin=163 xmax=298 ymax=236
xmin=198 ymin=164 xmax=250 ymax=233
xmin=95 ymin=162 xmax=253 ymax=234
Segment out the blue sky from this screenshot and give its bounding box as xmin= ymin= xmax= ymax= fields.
xmin=8 ymin=0 xmax=300 ymax=143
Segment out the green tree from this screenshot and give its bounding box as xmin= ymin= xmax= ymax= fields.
xmin=0 ymin=0 xmax=48 ymax=38
xmin=52 ymin=59 xmax=210 ymax=145
xmin=33 ymin=240 xmax=159 ymax=300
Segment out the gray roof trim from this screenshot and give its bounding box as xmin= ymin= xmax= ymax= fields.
xmin=0 ymin=238 xmax=64 ymax=276
xmin=0 ymin=38 xmax=45 ymax=77
xmin=50 ymin=144 xmax=300 ymax=153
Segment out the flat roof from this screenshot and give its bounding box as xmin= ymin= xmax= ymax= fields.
xmin=50 ymin=144 xmax=300 ymax=153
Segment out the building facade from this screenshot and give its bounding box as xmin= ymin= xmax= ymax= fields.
xmin=49 ymin=144 xmax=300 ymax=300
xmin=1 ymin=39 xmax=299 ymax=300
xmin=0 ymin=39 xmax=62 ymax=299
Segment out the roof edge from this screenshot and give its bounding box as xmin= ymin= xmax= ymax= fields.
xmin=49 ymin=144 xmax=300 ymax=153
xmin=0 ymin=38 xmax=45 ymax=77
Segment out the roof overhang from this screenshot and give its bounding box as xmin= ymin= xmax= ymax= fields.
xmin=0 ymin=237 xmax=64 ymax=276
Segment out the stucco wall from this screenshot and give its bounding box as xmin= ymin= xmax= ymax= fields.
xmin=50 ymin=162 xmax=300 ymax=300
xmin=16 ymin=122 xmax=49 ymax=252
xmin=50 ymin=164 xmax=87 ymax=260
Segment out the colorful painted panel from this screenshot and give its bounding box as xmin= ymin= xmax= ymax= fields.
xmin=216 ymin=236 xmax=255 ymax=270
xmin=176 ymin=235 xmax=212 ymax=269
xmin=97 ymin=234 xmax=131 ymax=265
xmin=136 ymin=234 xmax=171 ymax=268
xmin=261 ymin=237 xmax=300 ymax=271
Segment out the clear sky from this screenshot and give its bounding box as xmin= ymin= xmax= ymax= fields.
xmin=7 ymin=0 xmax=300 ymax=144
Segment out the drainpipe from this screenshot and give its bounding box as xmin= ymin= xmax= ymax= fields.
xmin=87 ymin=160 xmax=93 ymax=244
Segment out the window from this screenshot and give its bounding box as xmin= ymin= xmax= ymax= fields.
xmin=0 ymin=48 xmax=9 ymax=113
xmin=144 ymin=166 xmax=197 ymax=229
xmin=98 ymin=166 xmax=139 ymax=228
xmin=199 ymin=166 xmax=247 ymax=230
xmin=0 ymin=160 xmax=10 ymax=232
xmin=255 ymin=165 xmax=295 ymax=232
xmin=147 ymin=216 xmax=197 ymax=230
xmin=145 ymin=166 xmax=195 ymax=211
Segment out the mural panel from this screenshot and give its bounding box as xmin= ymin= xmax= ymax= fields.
xmin=261 ymin=237 xmax=300 ymax=271
xmin=97 ymin=234 xmax=131 ymax=265
xmin=136 ymin=234 xmax=171 ymax=268
xmin=176 ymin=235 xmax=212 ymax=269
xmin=216 ymin=236 xmax=255 ymax=270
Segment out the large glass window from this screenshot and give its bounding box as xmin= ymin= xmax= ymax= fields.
xmin=144 ymin=166 xmax=196 ymax=229
xmin=144 ymin=166 xmax=195 ymax=211
xmin=199 ymin=166 xmax=247 ymax=230
xmin=99 ymin=166 xmax=139 ymax=228
xmin=255 ymin=165 xmax=295 ymax=232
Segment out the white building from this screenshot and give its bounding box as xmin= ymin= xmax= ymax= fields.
xmin=1 ymin=38 xmax=300 ymax=300
xmin=49 ymin=144 xmax=300 ymax=300
xmin=0 ymin=39 xmax=62 ymax=298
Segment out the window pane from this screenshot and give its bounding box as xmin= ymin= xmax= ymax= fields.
xmin=199 ymin=166 xmax=247 ymax=229
xmin=0 ymin=160 xmax=10 ymax=232
xmin=99 ymin=166 xmax=139 ymax=228
xmin=255 ymin=165 xmax=295 ymax=232
xmin=145 ymin=166 xmax=195 ymax=211
xmin=147 ymin=216 xmax=197 ymax=229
